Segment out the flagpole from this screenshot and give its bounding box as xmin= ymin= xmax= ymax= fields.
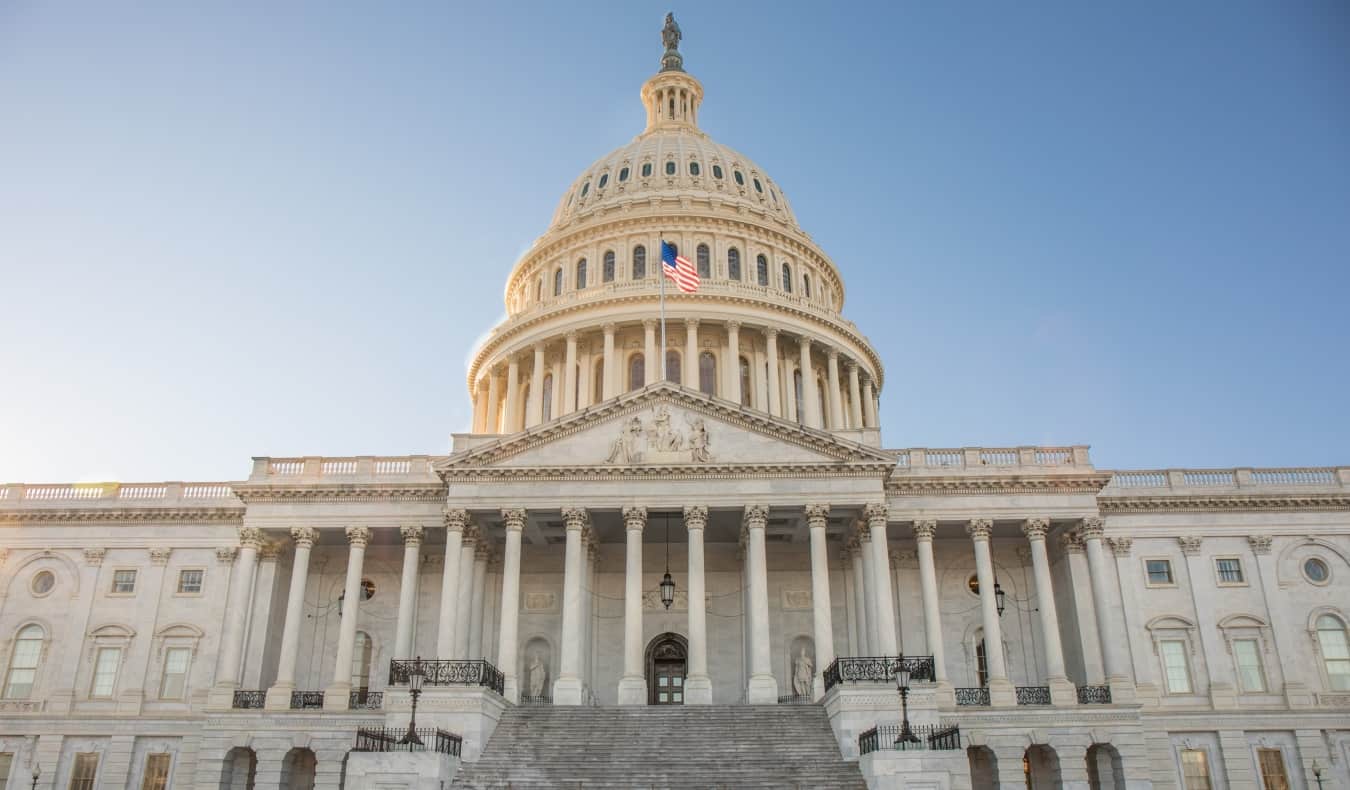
xmin=659 ymin=236 xmax=667 ymax=382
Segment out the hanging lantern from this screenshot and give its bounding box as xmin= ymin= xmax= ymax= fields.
xmin=660 ymin=571 xmax=676 ymax=609
xmin=994 ymin=578 xmax=1007 ymax=617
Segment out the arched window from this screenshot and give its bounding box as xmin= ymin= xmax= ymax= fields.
xmin=665 ymin=160 xmax=676 ymax=176
xmin=553 ymin=268 xmax=564 ymax=296
xmin=580 ymin=181 xmax=590 ymax=197
xmin=1317 ymin=615 xmax=1350 ymax=690
xmin=351 ymin=631 xmax=373 ymax=691
xmin=712 ymin=164 xmax=724 ymax=180
xmin=753 ymin=177 xmax=764 ymax=194
xmin=689 ymin=161 xmax=701 ymax=176
xmin=756 ymin=255 xmax=769 ymax=286
xmin=576 ymin=259 xmax=587 ymax=290
xmin=781 ymin=263 xmax=793 ymax=292
xmin=593 ymin=359 xmax=605 ymax=401
xmin=727 ymin=248 xmax=741 ymax=281
xmin=603 ymin=251 xmax=615 ymax=283
xmin=629 ymin=354 xmax=645 ymax=391
xmin=633 ymin=245 xmax=647 ymax=279
xmin=3 ymin=625 xmax=43 ymax=699
xmin=739 ymin=357 xmax=752 ymax=406
xmin=598 ymin=173 xmax=609 ymax=189
xmin=541 ymin=374 xmax=554 ymax=422
xmin=618 ymin=166 xmax=630 ymax=182
xmin=803 ymin=273 xmax=811 ymax=298
xmin=696 ymin=244 xmax=710 ymax=279
xmin=793 ymin=370 xmax=804 ymax=425
xmin=817 ymin=380 xmax=829 ymax=426
xmin=665 ymin=350 xmax=681 ymax=384
xmin=734 ymin=170 xmax=745 ymax=186
xmin=641 ymin=163 xmax=653 ymax=178
xmin=534 ymin=278 xmax=542 ymax=303
xmin=698 ymin=352 xmax=716 ymax=395
xmin=975 ymin=635 xmax=989 ymax=687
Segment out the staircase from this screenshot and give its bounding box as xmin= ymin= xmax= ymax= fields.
xmin=451 ymin=704 xmax=867 ymax=789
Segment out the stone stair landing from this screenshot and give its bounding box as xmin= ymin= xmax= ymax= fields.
xmin=451 ymin=704 xmax=867 ymax=789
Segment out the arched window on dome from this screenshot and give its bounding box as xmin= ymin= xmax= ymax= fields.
xmin=756 ymin=255 xmax=769 ymax=286
xmin=753 ymin=177 xmax=764 ymax=194
xmin=602 ymin=251 xmax=615 ymax=283
xmin=4 ymin=624 xmax=44 ymax=699
xmin=1317 ymin=614 xmax=1350 ymax=690
xmin=728 ymin=248 xmax=741 ymax=281
xmin=712 ymin=164 xmax=724 ymax=180
xmin=641 ymin=163 xmax=653 ymax=178
xmin=793 ymin=370 xmax=804 ymax=425
xmin=580 ymin=181 xmax=590 ymax=198
xmin=554 ymin=268 xmax=564 ymax=296
xmin=739 ymin=357 xmax=752 ymax=407
xmin=698 ymin=352 xmax=716 ymax=396
xmin=696 ymin=244 xmax=710 ymax=279
xmin=817 ymin=379 xmax=829 ymax=427
xmin=802 ymin=273 xmax=811 ymax=299
xmin=593 ymin=359 xmax=605 ymax=402
xmin=576 ymin=259 xmax=588 ymax=290
xmin=665 ymin=161 xmax=676 ymax=176
xmin=534 ymin=278 xmax=542 ymax=304
xmin=689 ymin=161 xmax=701 ymax=177
xmin=598 ymin=173 xmax=609 ymax=189
xmin=541 ymin=374 xmax=554 ymax=422
xmin=633 ymin=245 xmax=647 ymax=279
xmin=629 ymin=354 xmax=645 ymax=391
xmin=619 ymin=166 xmax=630 ymax=182
xmin=665 ymin=350 xmax=681 ymax=384
xmin=734 ymin=170 xmax=745 ymax=186
xmin=781 ymin=263 xmax=793 ymax=293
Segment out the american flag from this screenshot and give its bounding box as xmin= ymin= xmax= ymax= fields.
xmin=661 ymin=240 xmax=700 ymax=293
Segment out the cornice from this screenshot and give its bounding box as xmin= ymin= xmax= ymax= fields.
xmin=229 ymin=483 xmax=447 ymax=504
xmin=0 ymin=507 xmax=244 ymax=524
xmin=1099 ymin=493 xmax=1350 ymax=514
xmin=886 ymin=473 xmax=1113 ymax=497
xmin=443 ymin=462 xmax=894 ymax=484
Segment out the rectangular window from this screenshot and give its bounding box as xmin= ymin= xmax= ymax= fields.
xmin=1180 ymin=749 xmax=1212 ymax=790
xmin=0 ymin=753 xmax=12 ymax=790
xmin=1161 ymin=640 xmax=1191 ymax=694
xmin=69 ymin=753 xmax=99 ymax=790
xmin=91 ymin=647 xmax=121 ymax=698
xmin=111 ymin=570 xmax=137 ymax=594
xmin=176 ymin=569 xmax=203 ymax=594
xmin=160 ymin=647 xmax=190 ymax=699
xmin=1215 ymin=557 xmax=1245 ymax=584
xmin=141 ymin=753 xmax=171 ymax=790
xmin=1233 ymin=639 xmax=1265 ymax=692
xmin=1146 ymin=559 xmax=1174 ymax=586
xmin=1257 ymin=748 xmax=1289 ymax=790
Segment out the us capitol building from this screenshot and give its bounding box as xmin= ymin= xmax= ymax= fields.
xmin=2 ymin=16 xmax=1347 ymax=790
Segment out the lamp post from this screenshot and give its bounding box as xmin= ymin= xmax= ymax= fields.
xmin=30 ymin=763 xmax=39 ymax=790
xmin=893 ymin=659 xmax=920 ymax=748
xmin=1311 ymin=759 xmax=1324 ymax=790
xmin=659 ymin=513 xmax=676 ymax=609
xmin=399 ymin=657 xmax=426 ymax=747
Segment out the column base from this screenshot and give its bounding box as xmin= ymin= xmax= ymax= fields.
xmin=617 ymin=675 xmax=647 ymax=705
xmin=1046 ymin=677 xmax=1077 ymax=706
xmin=1107 ymin=675 xmax=1137 ymax=705
xmin=932 ymin=680 xmax=955 ymax=708
xmin=264 ymin=684 xmax=295 ymax=711
xmin=552 ymin=676 xmax=584 ymax=706
xmin=1209 ymin=681 xmax=1238 ymax=709
xmin=206 ymin=684 xmax=238 ymax=711
xmin=323 ymin=682 xmax=352 ymax=711
xmin=746 ymin=673 xmax=779 ymax=704
xmin=988 ymin=678 xmax=1016 ymax=707
xmin=684 ymin=674 xmax=713 ymax=705
xmin=503 ymin=676 xmax=519 ymax=705
xmin=1284 ymin=681 xmax=1315 ymax=708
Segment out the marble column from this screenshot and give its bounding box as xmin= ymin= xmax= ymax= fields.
xmin=765 ymin=328 xmax=782 ymax=417
xmin=210 ymin=527 xmax=263 ymax=706
xmin=968 ymin=518 xmax=1014 ymax=706
xmin=726 ymin=321 xmax=743 ymax=405
xmin=865 ymin=503 xmax=899 ymax=655
xmin=437 ymin=510 xmax=467 ymax=658
xmin=618 ymin=506 xmax=648 ymax=704
xmin=744 ymin=504 xmax=779 ymax=703
xmin=825 ymin=348 xmax=844 ymax=430
xmin=684 ymin=319 xmax=699 ymax=389
xmin=554 ymin=507 xmax=588 ymax=705
xmin=1022 ymin=518 xmax=1074 ymax=705
xmin=563 ymin=331 xmax=578 ymax=414
xmin=842 ymin=549 xmax=859 ymax=655
xmin=324 ymin=526 xmax=370 ymax=710
xmin=602 ymin=323 xmax=617 ymax=399
xmin=805 ymin=505 xmax=835 ymax=700
xmin=684 ymin=505 xmax=713 ymax=704
xmin=1081 ymin=517 xmax=1133 ymax=701
xmin=846 ymin=362 xmax=863 ymax=429
xmin=798 ymin=336 xmax=821 ymax=428
xmin=582 ymin=529 xmax=598 ymax=699
xmin=504 ymin=354 xmax=521 ymax=432
xmin=578 ymin=342 xmax=593 ymax=410
xmin=912 ymin=520 xmax=948 ymax=684
xmin=453 ymin=527 xmax=479 ymax=659
xmin=861 ymin=378 xmax=877 ymax=428
xmin=485 ymin=367 xmax=501 ymax=433
xmin=393 ymin=525 xmax=423 ymax=660
xmin=526 ymin=342 xmax=545 ymax=427
xmin=264 ymin=527 xmax=317 ymax=710
xmin=643 ymin=319 xmax=658 ymax=385
xmin=1061 ymin=532 xmax=1104 ymax=684
xmin=468 ymin=543 xmax=489 ymax=659
xmin=856 ymin=531 xmax=878 ymax=655
xmin=498 ymin=509 xmax=526 ymax=703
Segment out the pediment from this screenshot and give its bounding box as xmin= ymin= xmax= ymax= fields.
xmin=437 ymin=383 xmax=895 ymax=474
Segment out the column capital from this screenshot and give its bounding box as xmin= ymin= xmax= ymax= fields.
xmin=1060 ymin=530 xmax=1086 ymax=553
xmin=400 ymin=525 xmax=425 ymax=546
xmin=966 ymin=518 xmax=993 ymax=540
xmin=622 ymin=506 xmax=648 ymax=531
xmin=345 ymin=526 xmax=372 ymax=547
xmin=726 ymin=319 xmax=741 ymax=332
xmin=642 ymin=318 xmax=659 ymax=330
xmin=685 ymin=317 xmax=699 ymax=329
xmin=461 ymin=524 xmax=481 ymax=546
xmin=259 ymin=541 xmax=282 ymax=561
xmin=215 ymin=547 xmax=236 ymax=565
xmin=683 ymin=505 xmax=709 ymax=531
xmin=475 ymin=542 xmax=493 ymax=561
xmin=444 ymin=508 xmax=470 ymax=533
xmin=844 ymin=359 xmax=858 ymax=373
xmin=862 ymin=502 xmax=889 ymax=526
xmin=743 ymin=504 xmax=769 ymax=530
xmin=239 ymin=526 xmax=265 ymax=550
xmin=149 ymin=547 xmax=172 ymax=566
xmin=911 ymin=519 xmax=938 ymax=540
xmin=798 ymin=334 xmax=813 ymax=350
xmin=501 ymin=509 xmax=527 ymax=532
xmin=1177 ymin=535 xmax=1203 ymax=555
xmin=1079 ymin=516 xmax=1105 ymax=539
xmin=803 ymin=504 xmax=830 ymax=529
xmin=764 ymin=326 xmax=780 ymax=340
xmin=290 ymin=526 xmax=319 ymax=549
xmin=1021 ymin=517 xmax=1050 ymax=540
xmin=533 ymin=341 xmax=546 ymax=353
xmin=826 ymin=345 xmax=839 ymax=361
xmin=602 ymin=322 xmax=617 ymax=335
xmin=1107 ymin=536 xmax=1133 ymax=556
xmin=562 ymin=507 xmax=589 ymax=532
xmin=1247 ymin=534 xmax=1273 ymax=555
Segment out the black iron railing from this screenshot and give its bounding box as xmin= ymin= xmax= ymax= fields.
xmin=777 ymin=694 xmax=814 ymax=705
xmin=954 ymin=687 xmax=991 ymax=706
xmin=1077 ymin=684 xmax=1111 ymax=704
xmin=353 ymin=727 xmax=462 ymax=756
xmin=232 ymin=690 xmax=265 ymax=709
xmin=389 ymin=659 xmax=505 ymax=695
xmin=290 ymin=691 xmax=324 ymax=710
xmin=858 ymin=723 xmax=962 ymax=754
xmin=519 ymin=694 xmax=552 ymax=707
xmin=822 ymin=656 xmax=936 ymax=691
xmin=1015 ymin=686 xmax=1051 ymax=706
xmin=350 ymin=690 xmax=383 ymax=710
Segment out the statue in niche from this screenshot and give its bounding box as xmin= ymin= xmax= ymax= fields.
xmin=606 ymin=416 xmax=645 ymax=464
xmin=687 ymin=417 xmax=711 ymax=463
xmin=526 ymin=649 xmax=549 ymax=699
xmin=792 ymin=647 xmax=814 ymax=698
xmin=648 ymin=404 xmax=684 ymax=452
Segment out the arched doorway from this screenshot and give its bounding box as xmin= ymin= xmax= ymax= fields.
xmin=1024 ymin=744 xmax=1062 ymax=788
xmin=1087 ymin=743 xmax=1126 ymax=790
xmin=280 ymin=748 xmax=316 ymax=790
xmin=645 ymin=632 xmax=688 ymax=705
xmin=967 ymin=746 xmax=997 ymax=789
xmin=219 ymin=747 xmax=256 ymax=790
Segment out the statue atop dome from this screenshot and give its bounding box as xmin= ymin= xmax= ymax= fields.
xmin=660 ymin=12 xmax=684 ymax=73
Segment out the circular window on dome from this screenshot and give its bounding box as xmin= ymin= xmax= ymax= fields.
xmin=1304 ymin=557 xmax=1330 ymax=584
xmin=598 ymin=173 xmax=609 ymax=188
xmin=31 ymin=570 xmax=56 ymax=597
xmin=580 ymin=181 xmax=590 ymax=197
xmin=753 ymin=177 xmax=764 ymax=194
xmin=967 ymin=574 xmax=980 ymax=596
xmin=360 ymin=579 xmax=376 ymax=601
xmin=712 ymin=164 xmax=724 ymax=180
xmin=733 ymin=170 xmax=745 ymax=186
xmin=619 ymin=166 xmax=630 ymax=182
xmin=665 ymin=160 xmax=676 ymax=176
xmin=642 ymin=163 xmax=653 ymax=178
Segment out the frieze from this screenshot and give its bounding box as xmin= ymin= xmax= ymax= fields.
xmin=228 ymin=484 xmax=445 ymax=504
xmin=443 ymin=463 xmax=892 ymax=483
xmin=887 ymin=474 xmax=1113 ymax=496
xmin=0 ymin=507 xmax=244 ymax=524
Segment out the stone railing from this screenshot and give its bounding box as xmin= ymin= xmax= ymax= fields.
xmin=247 ymin=455 xmax=440 ymax=483
xmin=1104 ymin=467 xmax=1348 ymax=492
xmin=890 ymin=446 xmax=1091 ymax=473
xmin=1 ymin=481 xmax=240 ymax=507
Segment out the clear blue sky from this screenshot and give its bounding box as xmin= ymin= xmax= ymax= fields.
xmin=2 ymin=1 xmax=1347 ymax=484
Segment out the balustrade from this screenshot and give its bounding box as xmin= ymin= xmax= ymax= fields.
xmin=1015 ymin=686 xmax=1051 ymax=706
xmin=231 ymin=690 xmax=265 ymax=709
xmin=354 ymin=728 xmax=462 ymax=756
xmin=389 ymin=658 xmax=505 ymax=695
xmin=1076 ymin=684 xmax=1112 ymax=704
xmin=290 ymin=690 xmax=324 ymax=710
xmin=858 ymin=724 xmax=962 ymax=754
xmin=822 ymin=656 xmax=935 ymax=691
xmin=954 ymin=687 xmax=990 ymax=707
xmin=349 ymin=690 xmax=383 ymax=710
